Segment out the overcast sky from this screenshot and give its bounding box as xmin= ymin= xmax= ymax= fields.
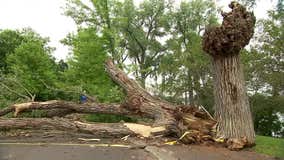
xmin=0 ymin=0 xmax=276 ymax=60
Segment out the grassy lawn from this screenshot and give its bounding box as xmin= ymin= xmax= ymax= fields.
xmin=254 ymin=135 xmax=284 ymax=158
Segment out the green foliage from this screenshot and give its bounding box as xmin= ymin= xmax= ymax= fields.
xmin=240 ymin=0 xmax=256 ymax=8
xmin=0 ymin=0 xmax=282 ymax=135
xmin=64 ymin=0 xmax=126 ymax=65
xmin=118 ymin=0 xmax=172 ymax=87
xmin=157 ymin=0 xmax=217 ymax=108
xmin=250 ymin=94 xmax=284 ymax=137
xmin=255 ymin=135 xmax=284 ymax=158
xmin=252 ymin=10 xmax=284 ymax=96
xmin=65 ymin=0 xmax=174 ymax=87
xmin=0 ymin=30 xmax=24 ymax=73
xmin=63 ymin=28 xmax=123 ymax=102
xmin=241 ymin=49 xmax=267 ymax=94
xmin=277 ymin=0 xmax=284 ymax=12
xmin=85 ymin=114 xmax=137 ymax=123
xmin=0 ymin=29 xmax=59 ymax=107
xmin=240 ymin=5 xmax=284 ymax=138
xmin=6 ymin=30 xmax=57 ymax=101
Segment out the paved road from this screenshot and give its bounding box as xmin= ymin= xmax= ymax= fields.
xmin=0 ymin=131 xmax=278 ymax=160
xmin=0 ymin=143 xmax=277 ymax=160
xmin=0 ymin=143 xmax=156 ymax=160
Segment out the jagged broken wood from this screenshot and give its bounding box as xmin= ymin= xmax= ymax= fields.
xmin=0 ymin=59 xmax=217 ymax=146
xmin=0 ymin=2 xmax=255 ymax=150
xmin=1 ymin=1 xmax=258 ymax=150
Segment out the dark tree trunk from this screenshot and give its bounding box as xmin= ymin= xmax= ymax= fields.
xmin=202 ymin=2 xmax=256 ymax=145
xmin=140 ymin=72 xmax=146 ymax=89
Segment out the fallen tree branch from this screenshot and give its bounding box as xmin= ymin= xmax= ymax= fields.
xmin=0 ymin=82 xmax=31 ymax=101
xmin=0 ymin=59 xmax=217 ymax=147
xmin=0 ymin=118 xmax=169 ymax=138
xmin=0 ymin=118 xmax=137 ymax=137
xmin=0 ymin=77 xmax=36 ymax=101
xmin=0 ymin=100 xmax=135 ymax=117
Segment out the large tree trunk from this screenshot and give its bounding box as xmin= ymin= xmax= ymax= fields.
xmin=0 ymin=59 xmax=217 ymax=147
xmin=0 ymin=118 xmax=137 ymax=137
xmin=0 ymin=101 xmax=134 ymax=117
xmin=202 ymin=2 xmax=256 ymax=145
xmin=212 ymin=54 xmax=254 ymax=144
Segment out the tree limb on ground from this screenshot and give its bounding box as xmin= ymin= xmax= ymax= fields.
xmin=0 ymin=18 xmax=252 ymax=150
xmin=0 ymin=59 xmax=218 ymax=146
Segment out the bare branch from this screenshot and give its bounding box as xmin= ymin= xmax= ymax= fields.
xmin=0 ymin=82 xmax=31 ymax=100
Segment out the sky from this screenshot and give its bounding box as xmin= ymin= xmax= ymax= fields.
xmin=0 ymin=0 xmax=76 ymax=60
xmin=0 ymin=0 xmax=277 ymax=60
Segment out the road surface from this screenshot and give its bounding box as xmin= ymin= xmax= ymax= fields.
xmin=0 ymin=143 xmax=155 ymax=160
xmin=0 ymin=142 xmax=278 ymax=160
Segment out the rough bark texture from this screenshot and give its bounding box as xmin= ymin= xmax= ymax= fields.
xmin=0 ymin=118 xmax=137 ymax=137
xmin=212 ymin=54 xmax=254 ymax=144
xmin=0 ymin=100 xmax=134 ymax=117
xmin=105 ymin=59 xmax=178 ymax=134
xmin=0 ymin=1 xmax=257 ymax=150
xmin=202 ymin=2 xmax=255 ymax=57
xmin=0 ymin=59 xmax=217 ymax=146
xmin=202 ymin=2 xmax=255 ymax=145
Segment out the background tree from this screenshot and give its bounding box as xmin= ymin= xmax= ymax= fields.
xmin=62 ymin=27 xmax=123 ymax=102
xmin=64 ymin=0 xmax=127 ymax=65
xmin=5 ymin=29 xmax=58 ymax=101
xmin=0 ymin=0 xmax=282 ymax=139
xmin=240 ymin=0 xmax=256 ymax=8
xmin=241 ymin=0 xmax=284 ymax=137
xmin=157 ymin=0 xmax=217 ymax=108
xmin=65 ymin=0 xmax=173 ymax=88
xmin=115 ymin=0 xmax=171 ymax=87
xmin=0 ymin=30 xmax=24 ymax=73
xmin=250 ymin=94 xmax=284 ymax=137
xmin=253 ymin=11 xmax=284 ymax=96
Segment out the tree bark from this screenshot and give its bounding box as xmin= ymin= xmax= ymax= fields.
xmin=105 ymin=59 xmax=178 ymax=130
xmin=0 ymin=59 xmax=217 ymax=146
xmin=202 ymin=2 xmax=256 ymax=145
xmin=0 ymin=1 xmax=257 ymax=150
xmin=0 ymin=118 xmax=137 ymax=137
xmin=212 ymin=54 xmax=254 ymax=144
xmin=0 ymin=100 xmax=134 ymax=117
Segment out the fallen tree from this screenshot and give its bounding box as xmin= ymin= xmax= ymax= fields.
xmin=0 ymin=2 xmax=253 ymax=150
xmin=0 ymin=59 xmax=217 ymax=145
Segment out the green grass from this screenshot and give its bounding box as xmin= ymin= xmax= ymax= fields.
xmin=254 ymin=135 xmax=284 ymax=158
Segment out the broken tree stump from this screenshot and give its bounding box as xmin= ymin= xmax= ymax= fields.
xmin=202 ymin=1 xmax=256 ymax=146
